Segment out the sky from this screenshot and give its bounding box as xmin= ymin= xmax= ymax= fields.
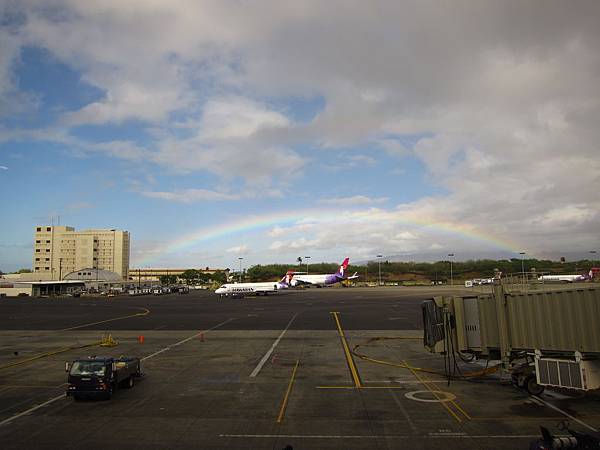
xmin=1 ymin=1 xmax=599 ymax=272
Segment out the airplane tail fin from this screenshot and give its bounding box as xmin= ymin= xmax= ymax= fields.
xmin=336 ymin=258 xmax=350 ymax=278
xmin=280 ymin=270 xmax=295 ymax=286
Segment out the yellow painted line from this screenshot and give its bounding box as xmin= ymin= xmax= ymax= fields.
xmin=402 ymin=359 xmax=463 ymax=423
xmin=57 ymin=307 xmax=150 ymax=331
xmin=417 ymin=370 xmax=471 ymax=420
xmin=330 ymin=312 xmax=362 ymax=388
xmin=450 ymin=399 xmax=471 ymax=420
xmin=316 ymin=385 xmax=411 ymax=389
xmin=0 ymin=341 xmax=101 ymax=371
xmin=276 ymin=359 xmax=300 ymax=424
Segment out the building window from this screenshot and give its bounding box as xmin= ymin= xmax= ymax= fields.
xmin=45 ymin=258 xmax=50 ymax=261
xmin=35 ymin=267 xmax=40 ymax=270
xmin=45 ymin=267 xmax=49 ymax=270
xmin=36 ymin=249 xmax=41 ymax=253
xmin=36 ymin=240 xmax=41 ymax=244
xmin=36 ymin=227 xmax=42 ymax=232
xmin=46 ymin=240 xmax=50 ymax=243
xmin=46 ymin=249 xmax=50 ymax=252
xmin=35 ymin=258 xmax=40 ymax=261
xmin=46 ymin=227 xmax=51 ymax=231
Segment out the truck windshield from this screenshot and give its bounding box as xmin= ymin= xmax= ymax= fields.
xmin=70 ymin=361 xmax=106 ymax=376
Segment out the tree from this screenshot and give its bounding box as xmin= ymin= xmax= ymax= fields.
xmin=159 ymin=275 xmax=178 ymax=285
xmin=17 ymin=268 xmax=32 ymax=273
xmin=180 ymin=269 xmax=200 ymax=285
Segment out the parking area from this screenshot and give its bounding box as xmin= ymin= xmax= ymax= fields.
xmin=1 ymin=288 xmax=598 ymax=449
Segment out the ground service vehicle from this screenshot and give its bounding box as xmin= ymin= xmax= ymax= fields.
xmin=66 ymin=356 xmax=141 ymax=399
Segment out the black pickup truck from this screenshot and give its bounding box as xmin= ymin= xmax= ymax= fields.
xmin=66 ymin=356 xmax=141 ymax=399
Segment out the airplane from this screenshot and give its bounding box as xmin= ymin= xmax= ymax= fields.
xmin=538 ymin=273 xmax=588 ymax=283
xmin=215 ymin=271 xmax=294 ymax=297
xmin=537 ymin=267 xmax=599 ymax=283
xmin=289 ymin=257 xmax=359 ymax=287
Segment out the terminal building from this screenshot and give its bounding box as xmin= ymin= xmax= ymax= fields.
xmin=32 ymin=225 xmax=130 ymax=281
xmin=128 ymin=267 xmax=228 ymax=283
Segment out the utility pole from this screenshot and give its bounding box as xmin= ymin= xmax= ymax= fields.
xmin=304 ymin=256 xmax=311 ymax=276
xmin=59 ymin=258 xmax=63 ymax=281
xmin=519 ymin=252 xmax=526 ymax=285
xmin=238 ymin=257 xmax=243 ymax=283
xmin=448 ymin=253 xmax=455 ymax=286
xmin=377 ymin=255 xmax=383 ymax=286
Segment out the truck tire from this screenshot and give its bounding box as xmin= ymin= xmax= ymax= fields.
xmin=524 ymin=374 xmax=544 ymax=396
xmin=126 ymin=376 xmax=134 ymax=389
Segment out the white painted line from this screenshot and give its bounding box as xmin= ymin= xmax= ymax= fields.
xmin=218 ymin=434 xmax=543 ymax=439
xmin=0 ymin=319 xmax=236 ymax=429
xmin=532 ymin=394 xmax=598 ymax=432
xmin=250 ymin=313 xmax=298 ymax=378
xmin=0 ymin=394 xmax=65 ymax=427
xmin=141 ymin=318 xmax=234 ymax=362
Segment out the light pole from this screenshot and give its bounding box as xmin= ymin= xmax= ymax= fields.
xmin=304 ymin=256 xmax=311 ymax=276
xmin=238 ymin=257 xmax=243 ymax=283
xmin=448 ymin=253 xmax=455 ymax=286
xmin=377 ymin=255 xmax=383 ymax=286
xmin=519 ymin=252 xmax=526 ymax=285
xmin=591 ymin=251 xmax=597 ymax=279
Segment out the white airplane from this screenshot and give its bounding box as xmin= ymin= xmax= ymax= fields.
xmin=215 ymin=271 xmax=294 ymax=297
xmin=290 ymin=258 xmax=359 ymax=287
xmin=538 ymin=274 xmax=587 ymax=283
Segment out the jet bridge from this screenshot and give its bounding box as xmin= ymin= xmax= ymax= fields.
xmin=422 ymin=279 xmax=600 ymax=393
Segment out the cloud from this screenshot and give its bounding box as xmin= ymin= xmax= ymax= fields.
xmin=0 ymin=165 xmax=7 ymax=170
xmin=65 ymin=202 xmax=93 ymax=210
xmin=226 ymin=245 xmax=248 ymax=254
xmin=318 ymin=195 xmax=388 ymax=206
xmin=141 ymin=189 xmax=240 ymax=203
xmin=152 ymin=96 xmax=306 ymax=186
xmin=1 ymin=1 xmax=600 ymax=260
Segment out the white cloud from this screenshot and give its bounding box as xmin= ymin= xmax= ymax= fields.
xmin=0 ymin=165 xmax=7 ymax=170
xmin=318 ymin=195 xmax=388 ymax=206
xmin=141 ymin=189 xmax=240 ymax=203
xmin=152 ymin=96 xmax=305 ymax=186
xmin=226 ymin=245 xmax=248 ymax=254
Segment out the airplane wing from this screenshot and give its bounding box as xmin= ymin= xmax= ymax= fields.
xmin=346 ymin=272 xmax=359 ymax=280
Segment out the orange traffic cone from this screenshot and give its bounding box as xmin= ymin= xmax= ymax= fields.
xmin=199 ymin=332 xmax=205 ymax=342
xmin=138 ymin=335 xmax=145 ymax=344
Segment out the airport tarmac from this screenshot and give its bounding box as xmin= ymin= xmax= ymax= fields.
xmin=0 ymin=286 xmax=598 ymax=449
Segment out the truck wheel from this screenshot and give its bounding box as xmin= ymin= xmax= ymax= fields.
xmin=524 ymin=374 xmax=544 ymax=396
xmin=73 ymin=394 xmax=81 ymax=401
xmin=127 ymin=376 xmax=134 ymax=389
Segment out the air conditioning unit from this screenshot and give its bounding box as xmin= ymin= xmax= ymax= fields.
xmin=535 ymin=357 xmax=600 ymax=391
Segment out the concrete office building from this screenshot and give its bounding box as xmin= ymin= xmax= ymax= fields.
xmin=32 ymin=226 xmax=130 ymax=280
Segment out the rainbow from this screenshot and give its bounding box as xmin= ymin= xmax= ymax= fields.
xmin=136 ymin=207 xmax=525 ymax=266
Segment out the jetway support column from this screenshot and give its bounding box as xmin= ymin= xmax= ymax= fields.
xmin=493 ymin=277 xmax=512 ymax=367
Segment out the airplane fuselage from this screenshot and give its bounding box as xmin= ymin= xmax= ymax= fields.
xmin=292 ymin=273 xmax=340 ymax=287
xmin=215 ymin=282 xmax=282 ymax=296
xmin=538 ymin=274 xmax=586 ymax=283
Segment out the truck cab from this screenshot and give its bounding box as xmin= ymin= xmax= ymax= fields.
xmin=66 ymin=356 xmax=140 ymax=399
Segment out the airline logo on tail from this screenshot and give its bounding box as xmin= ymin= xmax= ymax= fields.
xmin=336 ymin=258 xmax=350 ymax=278
xmin=280 ymin=270 xmax=295 ymax=287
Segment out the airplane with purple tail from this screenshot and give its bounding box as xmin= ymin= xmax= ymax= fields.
xmin=289 ymin=258 xmax=359 ymax=287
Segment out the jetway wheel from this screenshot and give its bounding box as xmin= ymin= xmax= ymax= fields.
xmin=524 ymin=374 xmax=544 ymax=396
